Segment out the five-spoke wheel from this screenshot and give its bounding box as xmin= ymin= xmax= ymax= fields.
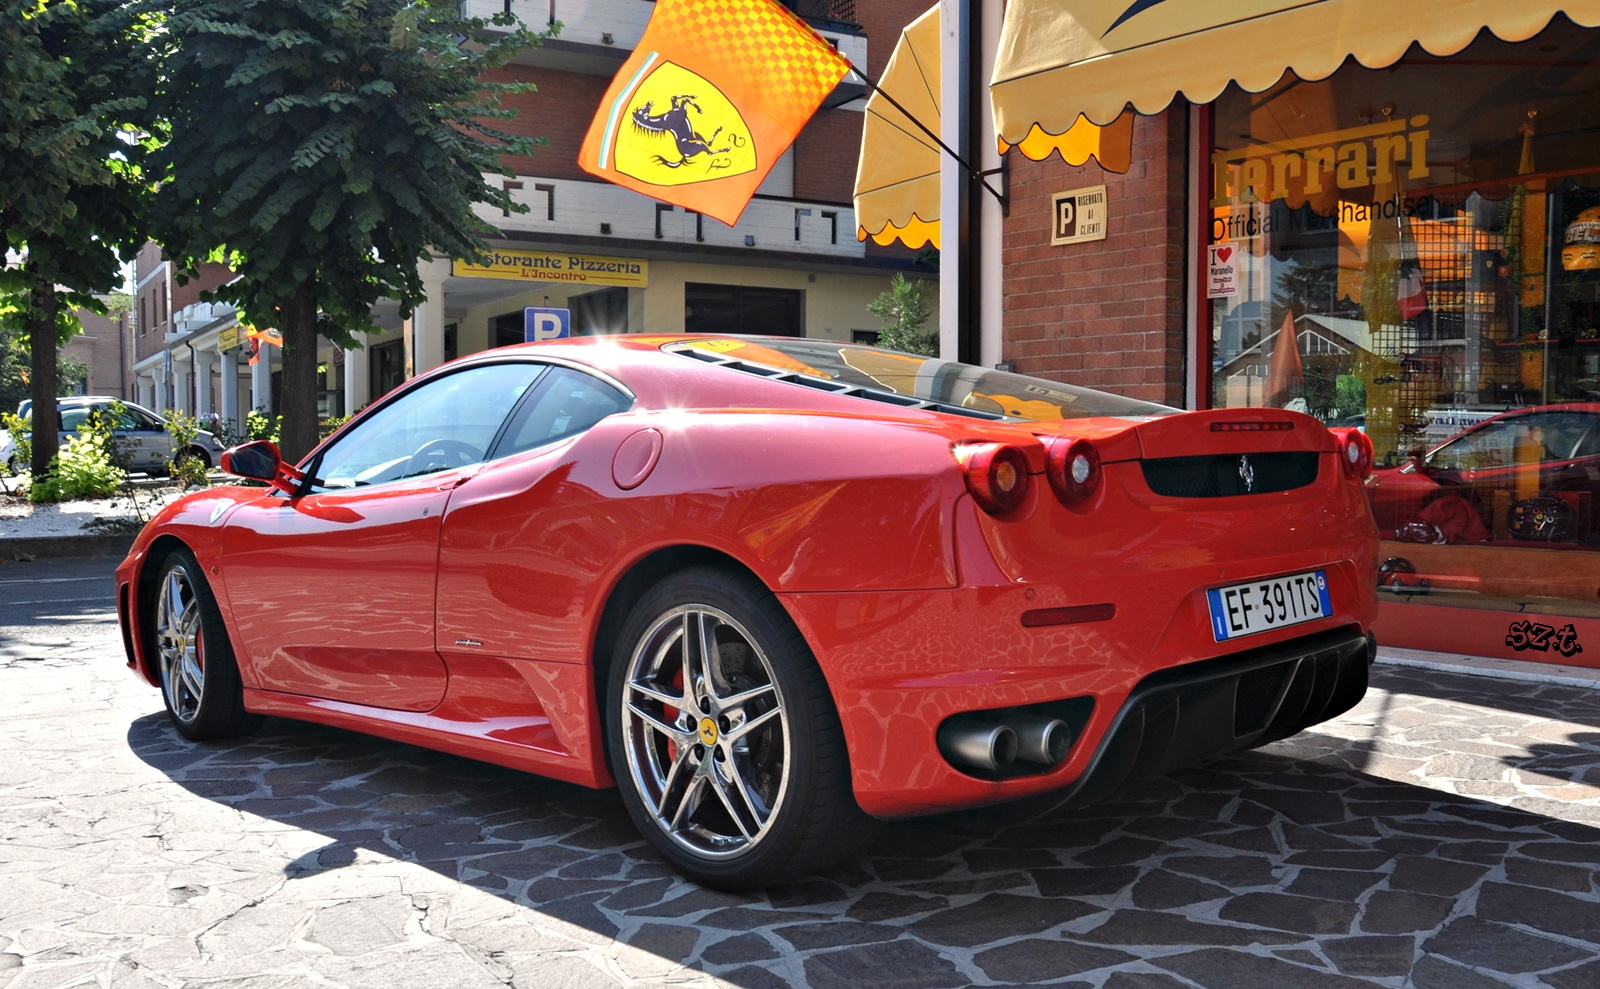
xmin=155 ymin=564 xmax=206 ymax=726
xmin=147 ymin=549 xmax=259 ymax=741
xmin=621 ymin=605 xmax=790 ymax=859
xmin=607 ymin=567 xmax=872 ymax=889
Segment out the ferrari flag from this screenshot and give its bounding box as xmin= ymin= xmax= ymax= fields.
xmin=578 ymin=0 xmax=852 ymax=226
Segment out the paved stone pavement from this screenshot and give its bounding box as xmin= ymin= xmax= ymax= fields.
xmin=4 ymin=558 xmax=1600 ymax=989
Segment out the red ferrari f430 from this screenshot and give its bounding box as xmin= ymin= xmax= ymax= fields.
xmin=116 ymin=335 xmax=1380 ymax=888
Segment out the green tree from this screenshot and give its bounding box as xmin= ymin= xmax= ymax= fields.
xmin=867 ymin=273 xmax=936 ymax=356
xmin=0 ymin=0 xmax=157 ymax=476
xmin=152 ymin=0 xmax=543 ymax=461
xmin=0 ymin=297 xmax=90 ymax=415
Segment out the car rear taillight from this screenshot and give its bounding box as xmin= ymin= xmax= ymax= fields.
xmin=960 ymin=443 xmax=1030 ymax=514
xmin=1331 ymin=427 xmax=1373 ymax=479
xmin=1046 ymin=438 xmax=1100 ymax=504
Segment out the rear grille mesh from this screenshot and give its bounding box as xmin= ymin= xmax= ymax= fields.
xmin=1141 ymin=451 xmax=1319 ymax=497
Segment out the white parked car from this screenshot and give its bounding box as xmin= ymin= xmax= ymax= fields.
xmin=2 ymin=397 xmax=225 ymax=475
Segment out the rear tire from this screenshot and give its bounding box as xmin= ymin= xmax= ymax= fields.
xmin=147 ymin=548 xmax=260 ymax=740
xmin=606 ymin=566 xmax=873 ymax=890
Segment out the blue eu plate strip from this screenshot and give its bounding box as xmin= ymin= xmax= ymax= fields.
xmin=1207 ymin=587 xmax=1230 ymax=641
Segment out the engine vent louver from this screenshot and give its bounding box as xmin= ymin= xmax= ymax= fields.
xmin=1141 ymin=451 xmax=1319 ymax=497
xmin=666 ymin=344 xmax=1009 ymax=421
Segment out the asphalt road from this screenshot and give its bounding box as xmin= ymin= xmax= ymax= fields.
xmin=3 ymin=556 xmax=1600 ymax=988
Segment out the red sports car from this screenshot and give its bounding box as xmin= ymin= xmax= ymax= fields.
xmin=1367 ymin=403 xmax=1600 ymax=545
xmin=115 ymin=335 xmax=1379 ymax=889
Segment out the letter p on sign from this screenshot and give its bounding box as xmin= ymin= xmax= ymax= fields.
xmin=524 ymin=307 xmax=571 ymax=342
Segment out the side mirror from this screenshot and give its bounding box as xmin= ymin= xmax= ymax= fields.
xmin=221 ymin=440 xmax=302 ymax=494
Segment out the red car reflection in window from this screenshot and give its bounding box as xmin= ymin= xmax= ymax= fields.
xmin=1367 ymin=404 xmax=1600 ymax=546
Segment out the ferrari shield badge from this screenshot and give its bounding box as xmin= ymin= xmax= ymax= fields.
xmin=612 ymin=63 xmax=756 ymax=186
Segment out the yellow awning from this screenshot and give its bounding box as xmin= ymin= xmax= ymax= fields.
xmin=992 ymin=0 xmax=1600 ymax=144
xmin=855 ymin=6 xmax=1134 ymax=249
xmin=1002 ymin=111 xmax=1134 ymax=169
xmin=854 ymin=5 xmax=942 ymax=250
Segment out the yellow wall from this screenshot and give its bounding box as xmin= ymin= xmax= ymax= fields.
xmin=450 ymin=261 xmax=938 ymax=353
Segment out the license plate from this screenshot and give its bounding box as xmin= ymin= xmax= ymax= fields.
xmin=1207 ymin=570 xmax=1332 ymax=641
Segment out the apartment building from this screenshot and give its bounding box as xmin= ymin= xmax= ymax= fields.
xmin=58 ymin=305 xmax=134 ymax=401
xmin=129 ymin=0 xmax=937 ymax=430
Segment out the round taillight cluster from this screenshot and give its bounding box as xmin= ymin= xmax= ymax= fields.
xmin=1046 ymin=438 xmax=1101 ymax=504
xmin=1332 ymin=427 xmax=1374 ymax=478
xmin=961 ymin=443 xmax=1031 ymax=514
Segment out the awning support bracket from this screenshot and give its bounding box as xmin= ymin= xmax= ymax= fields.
xmin=978 ymin=161 xmax=1009 ymax=214
xmin=848 ymin=65 xmax=1008 ymax=209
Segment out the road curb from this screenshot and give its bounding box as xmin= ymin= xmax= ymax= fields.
xmin=0 ymin=532 xmax=138 ymax=561
xmin=1375 ymin=645 xmax=1600 ymax=690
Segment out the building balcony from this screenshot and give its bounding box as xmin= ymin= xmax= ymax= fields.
xmin=480 ymin=172 xmax=864 ymax=260
xmin=465 ymin=0 xmax=869 ymax=82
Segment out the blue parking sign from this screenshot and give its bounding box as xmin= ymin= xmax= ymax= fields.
xmin=525 ymin=307 xmax=571 ymax=342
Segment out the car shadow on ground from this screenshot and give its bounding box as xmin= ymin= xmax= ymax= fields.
xmin=125 ymin=667 xmax=1600 ymax=989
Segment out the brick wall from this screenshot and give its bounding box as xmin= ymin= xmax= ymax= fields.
xmin=852 ymin=0 xmax=932 ymax=69
xmin=62 ymin=308 xmax=130 ymax=399
xmin=794 ymin=110 xmax=862 ymax=204
xmin=134 ymin=246 xmax=168 ymax=363
xmin=1001 ymin=106 xmax=1189 ymax=406
xmin=483 ymin=65 xmax=610 ymax=180
xmin=173 ymin=262 xmax=233 ymax=311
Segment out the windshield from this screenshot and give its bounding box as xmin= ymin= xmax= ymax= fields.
xmin=671 ymin=337 xmax=1177 ymax=421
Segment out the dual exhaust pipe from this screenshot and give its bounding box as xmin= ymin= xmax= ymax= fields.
xmin=937 ymin=713 xmax=1074 ymax=772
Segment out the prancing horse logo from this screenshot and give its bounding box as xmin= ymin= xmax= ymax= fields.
xmin=609 ymin=62 xmax=756 ymax=187
xmin=632 ymin=95 xmax=732 ymax=169
xmin=1239 ymin=454 xmax=1255 ymax=493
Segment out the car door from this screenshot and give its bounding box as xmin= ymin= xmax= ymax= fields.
xmin=435 ymin=365 xmax=635 ymax=663
xmin=219 ymin=361 xmax=545 ymax=711
xmin=114 ymin=404 xmax=166 ymax=471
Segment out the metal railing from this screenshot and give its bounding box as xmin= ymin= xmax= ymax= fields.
xmin=782 ymin=0 xmax=859 ymax=28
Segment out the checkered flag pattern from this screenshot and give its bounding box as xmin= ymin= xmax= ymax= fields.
xmin=652 ymin=0 xmax=852 ymax=109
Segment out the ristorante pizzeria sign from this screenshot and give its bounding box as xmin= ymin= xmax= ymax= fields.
xmin=453 ymin=250 xmax=649 ymax=287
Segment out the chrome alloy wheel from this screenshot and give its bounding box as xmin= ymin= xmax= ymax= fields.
xmin=155 ymin=566 xmax=205 ymax=725
xmin=620 ymin=605 xmax=790 ymax=859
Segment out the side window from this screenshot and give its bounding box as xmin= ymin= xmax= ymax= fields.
xmin=1574 ymin=417 xmax=1600 ymax=459
xmin=1527 ymin=412 xmax=1600 ymax=462
xmin=128 ymin=407 xmax=164 ymax=431
xmin=309 ymin=363 xmax=544 ymax=490
xmin=494 ymin=367 xmax=633 ymax=458
xmin=1429 ymin=422 xmax=1518 ymax=470
xmin=59 ymin=408 xmax=91 ymax=432
xmin=1430 ymin=413 xmax=1596 ymax=470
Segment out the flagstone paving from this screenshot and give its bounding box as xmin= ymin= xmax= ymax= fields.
xmin=4 ymin=558 xmax=1600 ymax=988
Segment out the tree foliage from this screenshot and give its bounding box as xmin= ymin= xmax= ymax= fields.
xmin=0 ymin=296 xmax=90 ymax=414
xmin=0 ymin=0 xmax=157 ymax=475
xmin=152 ymin=0 xmax=544 ymax=460
xmin=867 ymin=273 xmax=936 ymax=356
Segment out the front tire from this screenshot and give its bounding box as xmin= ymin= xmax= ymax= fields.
xmin=606 ymin=567 xmax=872 ymax=890
xmin=148 ymin=549 xmax=259 ymax=740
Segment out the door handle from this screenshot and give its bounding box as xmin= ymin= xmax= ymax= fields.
xmin=437 ymin=470 xmax=480 ymax=491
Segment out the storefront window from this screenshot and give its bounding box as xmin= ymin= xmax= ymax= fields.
xmin=1205 ymin=16 xmax=1600 ymax=621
